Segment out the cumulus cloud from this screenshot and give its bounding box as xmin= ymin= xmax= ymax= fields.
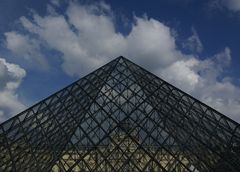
xmin=211 ymin=0 xmax=240 ymax=12
xmin=4 ymin=32 xmax=49 ymax=70
xmin=159 ymin=58 xmax=200 ymax=92
xmin=182 ymin=28 xmax=203 ymax=53
xmin=125 ymin=17 xmax=183 ymax=69
xmin=223 ymin=0 xmax=240 ymax=12
xmin=160 ymin=47 xmax=240 ymax=121
xmin=50 ymin=0 xmax=61 ymax=7
xmin=19 ymin=2 xmax=184 ymax=75
xmin=3 ymin=1 xmax=240 ymax=122
xmin=0 ymin=58 xmax=26 ymax=122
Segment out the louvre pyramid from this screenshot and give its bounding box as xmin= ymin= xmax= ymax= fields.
xmin=0 ymin=56 xmax=240 ymax=172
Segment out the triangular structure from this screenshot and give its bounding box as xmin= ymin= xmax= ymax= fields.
xmin=0 ymin=56 xmax=240 ymax=172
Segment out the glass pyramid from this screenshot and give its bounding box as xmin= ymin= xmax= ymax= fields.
xmin=0 ymin=56 xmax=240 ymax=172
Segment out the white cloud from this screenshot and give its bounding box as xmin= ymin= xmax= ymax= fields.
xmin=183 ymin=28 xmax=203 ymax=53
xmin=4 ymin=2 xmax=240 ymax=122
xmin=125 ymin=17 xmax=182 ymax=69
xmin=159 ymin=47 xmax=240 ymax=121
xmin=0 ymin=57 xmax=26 ymax=122
xmin=211 ymin=0 xmax=240 ymax=12
xmin=223 ymin=0 xmax=240 ymax=12
xmin=159 ymin=58 xmax=200 ymax=92
xmin=4 ymin=31 xmax=49 ymax=70
xmin=50 ymin=0 xmax=61 ymax=7
xmin=19 ymin=3 xmax=184 ymax=75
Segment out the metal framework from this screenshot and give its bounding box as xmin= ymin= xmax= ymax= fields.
xmin=0 ymin=56 xmax=240 ymax=172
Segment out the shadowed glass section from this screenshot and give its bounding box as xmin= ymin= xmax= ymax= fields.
xmin=0 ymin=56 xmax=240 ymax=172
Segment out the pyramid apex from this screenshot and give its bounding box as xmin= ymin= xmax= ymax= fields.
xmin=116 ymin=56 xmax=126 ymax=61
xmin=117 ymin=55 xmax=125 ymax=59
xmin=115 ymin=56 xmax=130 ymax=64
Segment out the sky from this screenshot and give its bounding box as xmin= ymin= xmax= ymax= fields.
xmin=0 ymin=0 xmax=240 ymax=123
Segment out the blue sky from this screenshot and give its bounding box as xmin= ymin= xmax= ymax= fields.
xmin=0 ymin=0 xmax=240 ymax=122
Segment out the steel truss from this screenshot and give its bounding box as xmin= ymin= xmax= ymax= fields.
xmin=0 ymin=56 xmax=240 ymax=172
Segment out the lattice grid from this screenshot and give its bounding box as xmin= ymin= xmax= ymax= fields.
xmin=0 ymin=56 xmax=240 ymax=172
